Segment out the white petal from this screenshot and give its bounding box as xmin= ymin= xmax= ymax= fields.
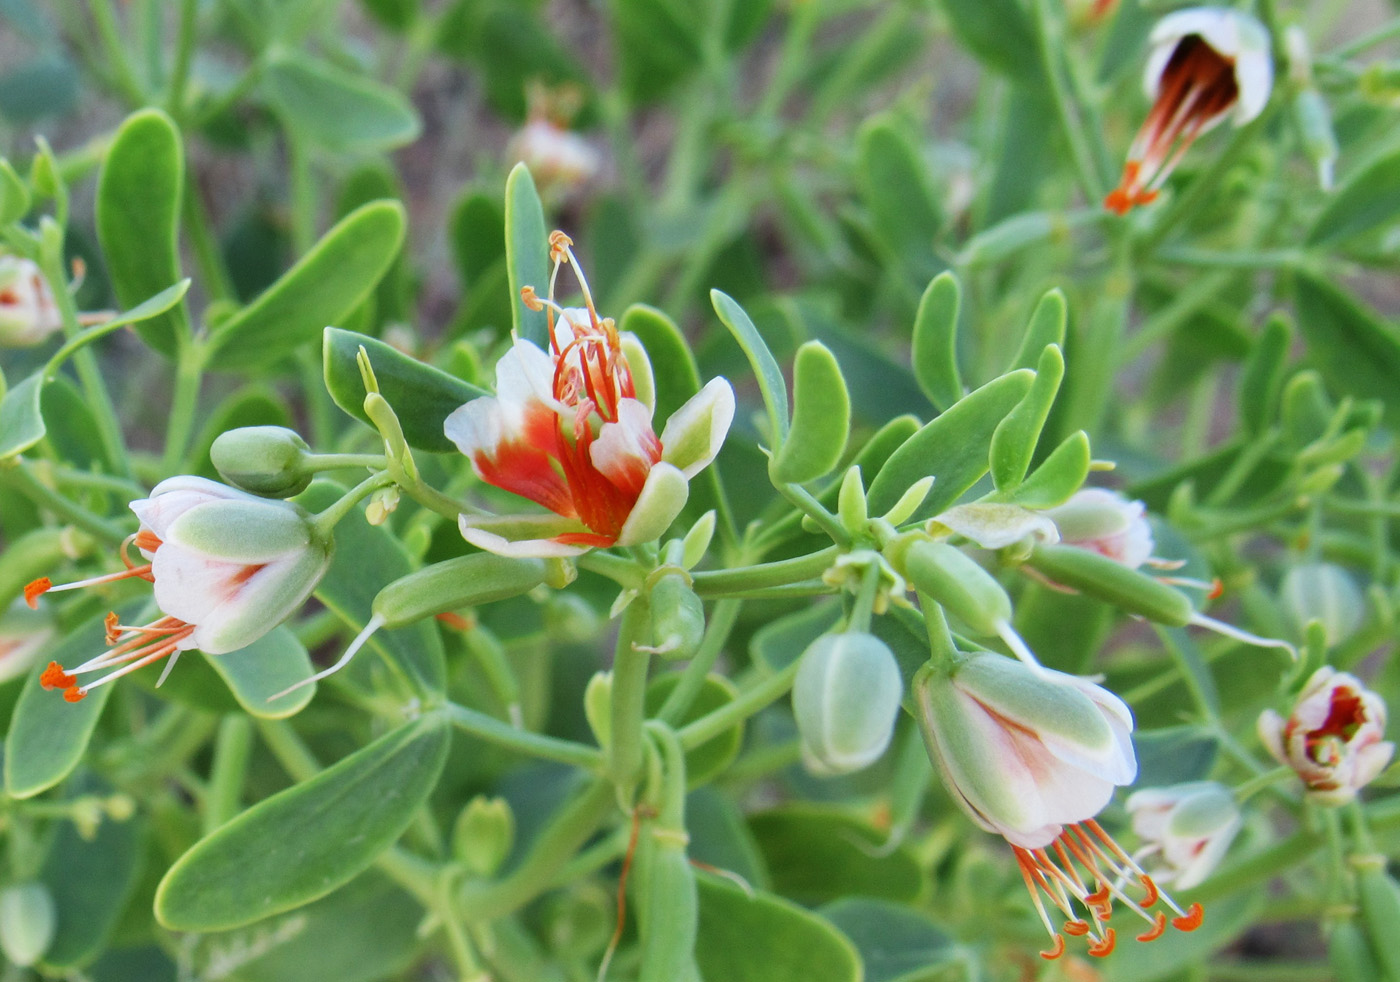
xmin=616 ymin=462 xmax=688 ymax=547
xmin=458 ymin=515 xmax=590 ymax=558
xmin=132 ymin=476 xmax=249 ymax=537
xmin=496 ymin=337 xmax=564 ymax=415
xmin=659 ymin=377 xmax=735 ymax=478
xmin=1256 ymin=709 xmax=1288 ymax=765
xmin=444 ymin=396 xmax=505 ymax=461
xmin=931 ymin=503 xmax=1060 ymax=550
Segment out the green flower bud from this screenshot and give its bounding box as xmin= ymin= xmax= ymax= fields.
xmin=897 ymin=538 xmax=1012 ymax=637
xmin=641 ymin=572 xmax=705 ymax=661
xmin=0 ymin=881 xmax=55 ymax=967
xmin=452 ymin=795 xmax=515 ymax=877
xmin=792 ymin=632 xmax=903 ymax=775
xmin=210 ymin=426 xmax=313 ymax=498
xmin=1280 ymin=562 xmax=1363 ymax=646
xmin=584 ymin=671 xmax=612 ymax=750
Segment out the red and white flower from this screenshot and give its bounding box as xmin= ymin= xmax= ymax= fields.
xmin=1258 ymin=667 xmax=1394 ymax=805
xmin=1106 ymin=7 xmax=1273 ymax=214
xmin=1046 ymin=488 xmax=1155 ymax=570
xmin=1126 ymin=781 xmax=1241 ymax=889
xmin=445 ymin=232 xmax=733 ymax=558
xmin=0 ymin=256 xmax=62 ymax=348
xmin=28 ymin=476 xmax=332 ymax=702
xmin=914 ymin=652 xmax=1203 ymax=959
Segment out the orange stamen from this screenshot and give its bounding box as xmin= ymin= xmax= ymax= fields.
xmin=24 ymin=578 xmax=51 ymax=608
xmin=40 ymin=661 xmax=77 ymax=690
xmin=1207 ymin=577 xmax=1224 ymax=600
xmin=1137 ymin=912 xmax=1169 ymax=942
xmin=1172 ymin=903 xmax=1204 ymax=931
xmin=63 ymin=685 xmax=86 ymax=703
xmin=1064 ymin=920 xmax=1091 ymax=937
xmin=1139 ymin=874 xmax=1160 ymax=908
xmin=105 ymin=611 xmax=121 ymax=644
xmin=1039 ymin=934 xmax=1065 ymax=960
xmin=1087 ymin=928 xmax=1117 ymax=957
xmin=133 ymin=529 xmax=162 ymax=553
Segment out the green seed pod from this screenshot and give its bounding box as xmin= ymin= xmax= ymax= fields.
xmin=1025 ymin=543 xmax=1195 ymax=626
xmin=898 ymin=538 xmax=1012 ymax=637
xmin=0 ymin=881 xmax=55 ymax=967
xmin=1355 ymin=861 xmax=1400 ymax=980
xmin=644 ymin=572 xmax=705 ymax=661
xmin=1329 ymin=914 xmax=1384 ymax=982
xmin=371 ymin=554 xmax=549 ymax=628
xmin=452 ymin=796 xmax=515 ymax=877
xmin=210 ymin=426 xmax=313 ymax=498
xmin=792 ymin=632 xmax=903 ymax=775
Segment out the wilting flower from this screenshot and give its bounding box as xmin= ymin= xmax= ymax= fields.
xmin=1126 ymin=782 xmax=1241 ymax=889
xmin=1258 ymin=667 xmax=1394 ymax=805
xmin=914 ymin=652 xmax=1202 ymax=959
xmin=445 ymin=232 xmax=733 ymax=557
xmin=27 ymin=476 xmax=332 ymax=702
xmin=0 ymin=256 xmax=62 ymax=347
xmin=1105 ymin=7 xmax=1273 ymax=214
xmin=1045 ymin=489 xmax=1155 ymax=570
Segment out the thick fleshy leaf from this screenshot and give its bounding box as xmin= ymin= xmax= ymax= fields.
xmin=857 ymin=115 xmax=943 ymax=280
xmin=206 ymin=202 xmax=406 ymax=369
xmin=911 ymin=272 xmax=962 ymax=412
xmin=686 ymin=787 xmax=770 ymax=890
xmin=1010 ymin=288 xmax=1068 ymax=373
xmin=5 ymin=608 xmax=123 ymax=798
xmin=942 ymin=0 xmax=1040 ymax=84
xmin=0 ymin=157 xmax=29 ymax=224
xmin=867 ymin=369 xmax=1035 ymax=519
xmin=323 ymin=328 xmax=487 ymax=453
xmin=711 ymin=289 xmax=790 ymax=444
xmin=38 ymin=787 xmax=143 ymax=968
xmin=95 ymin=109 xmax=188 ymax=356
xmin=695 ymin=872 xmax=861 ymax=982
xmin=1006 ymin=429 xmax=1091 ymax=508
xmin=203 ymin=627 xmax=315 ymax=718
xmin=296 ymin=482 xmax=446 ymax=697
xmin=1293 ymin=272 xmax=1400 ymax=425
xmin=155 ymin=714 xmax=450 ymax=931
xmin=1135 ymin=726 xmax=1221 ymax=788
xmin=1104 ymin=890 xmax=1263 ymax=982
xmin=820 ymin=899 xmax=958 ymax=982
xmin=990 ymin=344 xmax=1063 ymax=491
xmin=772 ymin=341 xmax=850 ymax=485
xmin=262 ymin=55 xmax=421 ymax=152
xmin=1307 ymin=145 xmax=1400 ymax=246
xmin=1238 ymin=314 xmax=1291 ymax=436
xmin=748 ymin=808 xmax=922 ymax=905
xmin=504 ymin=164 xmax=550 ymax=347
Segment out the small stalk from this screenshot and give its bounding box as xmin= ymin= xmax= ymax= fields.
xmin=609 ymin=599 xmax=653 ymax=794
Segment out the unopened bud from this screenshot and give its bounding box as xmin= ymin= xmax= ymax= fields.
xmin=640 ymin=571 xmax=704 ymax=661
xmin=0 ymin=882 xmax=55 ymax=967
xmin=210 ymin=426 xmax=312 ymax=498
xmin=452 ymin=796 xmax=515 ymax=877
xmin=1280 ymin=562 xmax=1363 ymax=646
xmin=793 ymin=632 xmax=903 ymax=775
xmin=364 ymin=485 xmax=400 ymax=526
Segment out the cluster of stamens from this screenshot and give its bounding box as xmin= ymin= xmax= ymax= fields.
xmin=1014 ymin=820 xmax=1203 ymax=959
xmin=27 ymin=530 xmax=195 ymax=703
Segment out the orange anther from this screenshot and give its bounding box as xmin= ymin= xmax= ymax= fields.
xmin=435 ymin=611 xmax=474 ymax=631
xmin=1039 ymin=934 xmax=1065 ymax=960
xmin=1207 ymin=577 xmax=1224 ymax=600
xmin=24 ymin=577 xmax=52 ymax=608
xmin=520 ymin=285 xmax=544 ymax=311
xmin=1172 ymin=903 xmax=1204 ymax=931
xmin=1139 ymin=874 xmax=1159 ymax=907
xmin=1137 ymin=911 xmax=1169 ymax=942
xmin=1064 ymin=920 xmax=1091 ymax=936
xmin=547 ymin=230 xmax=574 ymax=262
xmin=105 ymin=611 xmax=121 ymax=644
xmin=1085 ymin=885 xmax=1111 ymax=908
xmin=63 ymin=685 xmax=87 ymax=703
xmin=40 ymin=661 xmax=77 ymax=690
xmin=1087 ymin=928 xmax=1117 ymax=957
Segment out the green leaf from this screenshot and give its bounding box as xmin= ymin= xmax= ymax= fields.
xmin=695 ymin=871 xmax=861 ymax=982
xmin=686 ymin=787 xmax=770 ymax=890
xmin=645 ymin=673 xmax=742 ymax=787
xmin=1238 ymin=314 xmax=1291 ymax=436
xmin=0 ymin=157 xmax=29 ymax=224
xmin=38 ymin=788 xmax=143 ymax=968
xmin=711 ymin=289 xmax=790 ymax=445
xmin=820 ymin=899 xmax=957 ymax=982
xmin=155 ymin=715 xmax=450 ymax=931
xmin=206 ymin=202 xmax=406 ymax=369
xmin=296 ymin=481 xmax=447 ymax=698
xmin=941 ymin=0 xmax=1040 ymax=85
xmin=1010 ymin=288 xmax=1068 ymax=372
xmin=990 ymin=344 xmax=1063 ymax=491
xmin=1105 ymin=890 xmax=1263 ymax=982
xmin=911 ymin=272 xmax=962 ymax=412
xmin=261 ymin=54 xmax=421 ymax=153
xmin=324 ymin=328 xmax=487 ymax=453
xmin=867 ymin=369 xmax=1035 ymax=519
xmin=772 ymin=341 xmax=850 ymax=485
xmin=856 ymin=115 xmax=942 ymax=278
xmin=1134 ymin=725 xmax=1221 ymax=787
xmin=5 ymin=608 xmax=122 ymax=799
xmin=611 ymin=0 xmax=704 ymax=103
xmin=749 ymin=807 xmax=922 ymax=905
xmin=1307 ymin=145 xmax=1400 ymax=246
xmin=1006 ymin=429 xmax=1090 ymax=507
xmin=95 ymin=109 xmax=188 ymax=357
xmin=751 ymin=600 xmax=842 ymax=673
xmin=204 ymin=627 xmax=315 ymax=718
xmin=0 ymin=374 xmax=44 ymax=460
xmin=504 ymin=163 xmax=550 ymax=347
xmin=1293 ymin=272 xmax=1400 ymax=425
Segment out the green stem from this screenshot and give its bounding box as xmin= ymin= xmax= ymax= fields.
xmin=609 ymin=599 xmax=652 ymax=793
xmin=1031 ymin=0 xmax=1103 ymax=203
xmin=443 ymin=703 xmax=604 ymax=773
xmin=37 ymin=462 xmax=145 ymax=498
xmin=777 ymin=484 xmax=850 ymax=547
xmin=691 ymin=546 xmax=838 ymax=597
xmin=575 ymin=551 xmax=647 ymax=590
xmin=312 ymin=470 xmax=395 ymax=536
xmin=456 ymin=780 xmax=616 ymax=922
xmin=87 ymin=0 xmax=146 ymax=106
xmin=255 ymin=718 xmax=321 ymax=783
xmin=165 ymin=0 xmax=199 ymax=116
xmin=1233 ymin=766 xmax=1294 ymax=804
xmin=1 ymin=462 xmax=130 ymax=544
xmin=160 ymin=337 xmax=205 ymax=474
xmin=181 ymin=180 xmax=237 ymax=303
xmin=678 ymin=659 xmax=802 ymax=751
xmin=1331 ymin=18 xmax=1400 ymax=58
xmin=203 ymin=715 xmax=252 ymax=835
xmin=657 ymin=597 xmax=741 ymax=725
xmin=303 ymin=453 xmax=389 ymax=472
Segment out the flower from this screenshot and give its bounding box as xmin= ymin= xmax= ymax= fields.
xmin=0 ymin=256 xmax=62 ymax=347
xmin=27 ymin=476 xmax=332 ymax=702
xmin=445 ymin=232 xmax=734 ymax=558
xmin=1105 ymin=7 xmax=1273 ymax=214
xmin=1258 ymin=667 xmax=1394 ymax=805
xmin=1045 ymin=488 xmax=1155 ymax=570
xmin=913 ymin=652 xmax=1202 ymax=959
xmin=1126 ymin=781 xmax=1241 ymax=889
xmin=508 ymin=120 xmax=601 ymax=194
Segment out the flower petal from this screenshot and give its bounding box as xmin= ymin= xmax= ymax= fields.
xmin=659 ymin=377 xmax=735 ymax=478
xmin=616 ymin=462 xmax=688 ymax=547
xmin=590 ymin=398 xmax=661 ymax=499
xmin=458 ymin=513 xmax=592 ymax=558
